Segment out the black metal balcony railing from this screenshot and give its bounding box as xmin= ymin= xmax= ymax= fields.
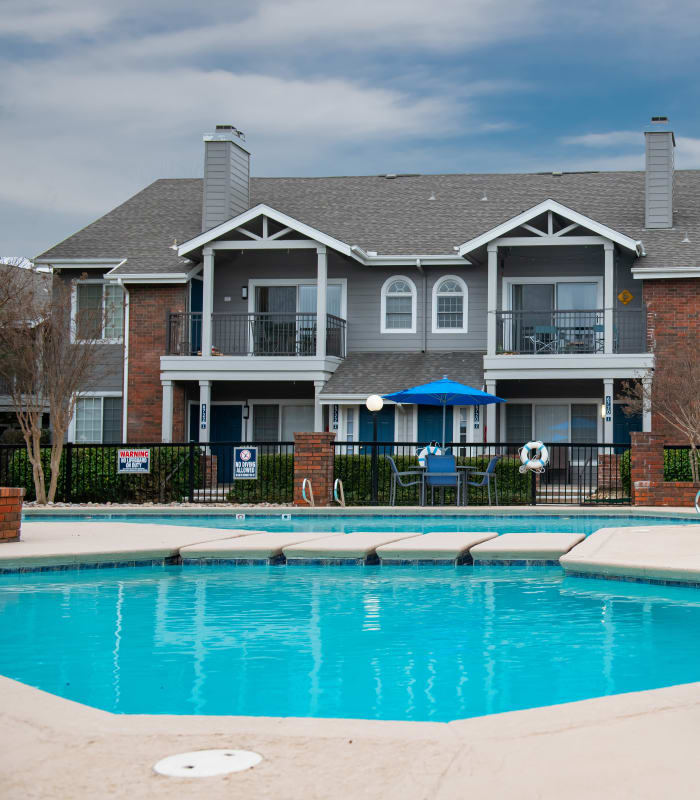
xmin=167 ymin=312 xmax=346 ymax=358
xmin=496 ymin=307 xmax=647 ymax=355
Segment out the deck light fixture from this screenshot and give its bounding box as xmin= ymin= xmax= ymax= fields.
xmin=600 ymin=403 xmax=606 ymax=419
xmin=241 ymin=286 xmax=248 ymax=300
xmin=365 ymin=395 xmax=384 ymax=505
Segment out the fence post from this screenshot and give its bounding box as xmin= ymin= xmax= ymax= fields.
xmin=65 ymin=442 xmax=73 ymax=504
xmin=371 ymin=441 xmax=379 ymax=505
xmin=188 ymin=442 xmax=195 ymax=503
xmin=530 ymin=470 xmax=537 ymax=506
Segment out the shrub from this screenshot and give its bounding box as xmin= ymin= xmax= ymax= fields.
xmin=225 ymin=453 xmax=294 ymax=504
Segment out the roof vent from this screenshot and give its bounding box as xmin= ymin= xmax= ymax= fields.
xmin=480 ymin=193 xmax=488 ymax=201
xmin=650 ymin=116 xmax=669 ymax=125
xmin=428 ymin=191 xmax=436 ymax=201
xmin=384 ymin=173 xmax=397 ymax=179
xmin=215 ymin=124 xmax=246 ymax=140
xmin=552 ymin=170 xmax=563 ymax=176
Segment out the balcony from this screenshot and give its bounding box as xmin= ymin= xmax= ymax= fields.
xmin=166 ymin=312 xmax=346 ymax=358
xmin=495 ymin=308 xmax=647 ymax=355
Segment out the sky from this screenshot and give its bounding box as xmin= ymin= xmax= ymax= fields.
xmin=3 ymin=0 xmax=700 ymax=258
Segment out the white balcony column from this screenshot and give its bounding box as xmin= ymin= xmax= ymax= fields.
xmin=314 ymin=380 xmax=326 ymax=431
xmin=642 ymin=375 xmax=653 ymax=432
xmin=201 ymin=247 xmax=215 ymax=357
xmin=485 ymin=380 xmax=497 ymax=443
xmin=316 ymin=245 xmax=327 ymax=359
xmin=603 ymin=378 xmax=614 ymax=443
xmin=604 ymin=243 xmax=614 ymax=354
xmin=198 ymin=379 xmax=211 ymax=444
xmin=487 ymin=244 xmax=498 ymax=356
xmin=161 ymin=380 xmax=173 ymax=443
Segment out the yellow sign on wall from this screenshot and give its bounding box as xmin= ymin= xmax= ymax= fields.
xmin=617 ymin=289 xmax=634 ymax=305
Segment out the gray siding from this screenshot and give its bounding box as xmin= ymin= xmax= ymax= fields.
xmin=645 ymin=131 xmax=674 ymax=229
xmin=202 ymin=137 xmax=250 ymax=231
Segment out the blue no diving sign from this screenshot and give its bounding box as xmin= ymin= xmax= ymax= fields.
xmin=234 ymin=446 xmax=258 ymax=480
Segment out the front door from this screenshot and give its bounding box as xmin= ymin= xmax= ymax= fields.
xmin=417 ymin=406 xmax=454 ymax=446
xmin=189 ymin=404 xmax=243 ymax=482
xmin=359 ymin=405 xmax=395 ymax=454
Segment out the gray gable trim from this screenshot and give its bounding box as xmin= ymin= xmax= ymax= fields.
xmin=320 ymin=352 xmax=485 ymax=396
xmin=36 ymin=170 xmax=700 ymax=274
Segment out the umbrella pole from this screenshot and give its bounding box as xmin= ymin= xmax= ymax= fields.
xmin=442 ymin=404 xmax=446 ymax=448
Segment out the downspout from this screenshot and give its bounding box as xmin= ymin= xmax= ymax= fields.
xmin=119 ymin=279 xmax=129 ymax=442
xmin=416 ymin=258 xmax=427 ymax=352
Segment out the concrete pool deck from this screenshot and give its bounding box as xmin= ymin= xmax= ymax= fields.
xmin=1 ymin=674 xmax=699 ymax=799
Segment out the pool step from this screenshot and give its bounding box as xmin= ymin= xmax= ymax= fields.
xmin=283 ymin=531 xmax=422 ymax=565
xmin=376 ymin=532 xmax=499 ymax=565
xmin=469 ymin=533 xmax=585 ymax=565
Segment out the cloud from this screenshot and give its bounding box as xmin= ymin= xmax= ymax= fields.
xmin=560 ymin=131 xmax=641 ymax=148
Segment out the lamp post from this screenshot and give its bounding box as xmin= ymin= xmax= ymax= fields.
xmin=366 ymin=394 xmax=384 ymax=505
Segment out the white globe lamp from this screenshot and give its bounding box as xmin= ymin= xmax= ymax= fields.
xmin=365 ymin=394 xmax=384 ymax=413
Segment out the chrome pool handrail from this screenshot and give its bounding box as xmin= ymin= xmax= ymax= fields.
xmin=302 ymin=477 xmax=315 ymax=507
xmin=333 ymin=478 xmax=345 ymax=507
xmin=695 ymin=489 xmax=700 ymax=515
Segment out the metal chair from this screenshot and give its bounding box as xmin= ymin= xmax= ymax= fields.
xmin=424 ymin=453 xmax=461 ymax=505
xmin=533 ymin=325 xmax=560 ymax=353
xmin=465 ymin=456 xmax=502 ymax=505
xmin=386 ymin=456 xmax=424 ymax=506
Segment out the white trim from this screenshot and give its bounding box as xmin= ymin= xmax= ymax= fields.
xmin=457 ymin=199 xmax=643 ymax=256
xmin=178 ymin=204 xmax=361 ymax=261
xmin=431 ymin=274 xmax=468 ymax=333
xmin=380 ymin=274 xmax=417 ymax=335
xmin=483 ymin=352 xmax=654 ymax=381
xmin=632 ymin=266 xmax=700 ymax=280
xmin=36 ymin=258 xmax=124 ymax=267
xmin=122 ymin=285 xmax=130 ymax=440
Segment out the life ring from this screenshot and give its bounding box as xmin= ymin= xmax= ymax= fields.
xmin=417 ymin=443 xmax=444 ymax=467
xmin=518 ymin=440 xmax=549 ymax=474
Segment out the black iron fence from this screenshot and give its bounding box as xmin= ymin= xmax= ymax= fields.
xmin=495 ymin=307 xmax=647 ymax=355
xmin=663 ymin=445 xmax=700 ymax=482
xmin=334 ymin=442 xmax=631 ymax=505
xmin=0 ymin=441 xmax=294 ymax=505
xmin=167 ymin=312 xmax=346 ymax=358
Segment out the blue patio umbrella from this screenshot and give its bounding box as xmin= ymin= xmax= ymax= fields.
xmin=382 ymin=376 xmax=506 ymax=447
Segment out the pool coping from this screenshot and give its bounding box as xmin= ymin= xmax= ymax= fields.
xmin=1 ymin=673 xmax=699 ymax=799
xmin=21 ymin=504 xmax=700 ymax=518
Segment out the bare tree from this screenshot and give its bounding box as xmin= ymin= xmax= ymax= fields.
xmin=0 ymin=264 xmax=117 ymax=503
xmin=619 ymin=342 xmax=700 ymax=483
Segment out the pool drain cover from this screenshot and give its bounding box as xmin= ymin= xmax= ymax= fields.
xmin=153 ymin=749 xmax=262 ymax=777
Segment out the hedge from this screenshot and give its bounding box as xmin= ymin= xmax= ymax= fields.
xmin=1 ymin=445 xmax=200 ymax=503
xmin=225 ymin=453 xmax=294 ymax=504
xmin=334 ymin=453 xmax=531 ymax=506
xmin=619 ymin=447 xmax=700 ymax=495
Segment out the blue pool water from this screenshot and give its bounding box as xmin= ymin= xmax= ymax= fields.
xmin=22 ymin=512 xmax=698 ymax=536
xmin=2 ymin=564 xmax=700 ymax=721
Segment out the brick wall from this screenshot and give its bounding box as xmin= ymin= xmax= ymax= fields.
xmin=0 ymin=487 xmax=24 ymax=542
xmin=127 ymin=285 xmax=186 ymax=442
xmin=630 ymin=431 xmax=700 ymax=506
xmin=293 ymin=432 xmax=335 ymax=507
xmin=644 ymin=278 xmax=700 ymax=443
xmin=597 ymin=453 xmax=621 ymax=490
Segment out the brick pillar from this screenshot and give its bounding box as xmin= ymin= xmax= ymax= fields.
xmin=630 ymin=432 xmax=664 ymax=505
xmin=0 ymin=487 xmax=25 ymax=542
xmin=200 ymin=454 xmax=218 ymax=488
xmin=293 ymin=432 xmax=336 ymax=506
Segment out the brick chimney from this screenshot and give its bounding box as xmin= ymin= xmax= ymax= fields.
xmin=202 ymin=124 xmax=251 ymax=232
xmin=644 ymin=116 xmax=675 ymax=229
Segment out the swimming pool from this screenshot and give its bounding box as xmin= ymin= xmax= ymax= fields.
xmin=2 ymin=564 xmax=699 ymax=721
xmin=22 ymin=512 xmax=699 ymax=536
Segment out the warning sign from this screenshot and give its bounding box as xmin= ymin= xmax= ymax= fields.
xmin=118 ymin=449 xmax=151 ymax=474
xmin=234 ymin=447 xmax=258 ymax=480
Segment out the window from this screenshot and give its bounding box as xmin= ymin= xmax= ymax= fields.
xmin=381 ymin=276 xmax=416 ymax=333
xmin=432 ymin=275 xmax=467 ymax=332
xmin=252 ymin=405 xmax=279 ymax=440
xmin=280 ymin=405 xmax=314 ymax=440
xmin=506 ymin=404 xmax=532 ymax=444
xmin=75 ymin=396 xmax=122 ymax=443
xmin=75 ymin=282 xmax=124 ymax=341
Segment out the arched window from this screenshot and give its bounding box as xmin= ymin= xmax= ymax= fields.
xmin=381 ymin=276 xmax=416 ymax=333
xmin=432 ymin=275 xmax=468 ymax=332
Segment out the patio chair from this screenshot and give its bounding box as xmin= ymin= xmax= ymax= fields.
xmin=386 ymin=456 xmax=424 ymax=506
xmin=465 ymin=456 xmax=502 ymax=506
xmin=424 ymin=453 xmax=462 ymax=505
xmin=533 ymin=325 xmax=560 ymax=353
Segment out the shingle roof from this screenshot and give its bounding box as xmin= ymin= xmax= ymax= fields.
xmin=36 ymin=170 xmax=700 ymax=273
xmin=320 ymin=352 xmax=485 ymax=396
